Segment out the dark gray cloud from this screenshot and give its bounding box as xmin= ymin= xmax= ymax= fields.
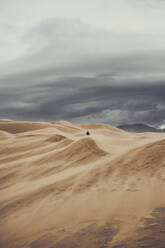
xmin=1 ymin=49 xmax=165 ymax=126
xmin=1 ymin=72 xmax=165 ymax=127
xmin=0 ymin=1 xmax=165 ymax=126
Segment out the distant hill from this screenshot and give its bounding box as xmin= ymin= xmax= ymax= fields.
xmin=118 ymin=123 xmax=165 ymax=133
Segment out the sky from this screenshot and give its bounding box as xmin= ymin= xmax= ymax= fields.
xmin=0 ymin=0 xmax=165 ymax=127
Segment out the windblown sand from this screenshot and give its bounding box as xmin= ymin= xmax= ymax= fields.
xmin=1 ymin=120 xmax=165 ymax=247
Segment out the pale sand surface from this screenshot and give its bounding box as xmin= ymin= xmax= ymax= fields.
xmin=1 ymin=119 xmax=165 ymax=247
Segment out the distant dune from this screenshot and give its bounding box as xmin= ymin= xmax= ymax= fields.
xmin=0 ymin=120 xmax=53 ymax=134
xmin=1 ymin=120 xmax=165 ymax=247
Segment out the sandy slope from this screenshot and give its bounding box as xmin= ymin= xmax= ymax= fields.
xmin=1 ymin=120 xmax=165 ymax=247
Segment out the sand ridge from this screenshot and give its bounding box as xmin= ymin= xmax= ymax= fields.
xmin=1 ymin=120 xmax=165 ymax=247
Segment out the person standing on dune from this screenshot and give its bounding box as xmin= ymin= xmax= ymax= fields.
xmin=86 ymin=131 xmax=90 ymax=136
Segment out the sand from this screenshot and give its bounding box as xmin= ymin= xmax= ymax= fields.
xmin=1 ymin=119 xmax=165 ymax=247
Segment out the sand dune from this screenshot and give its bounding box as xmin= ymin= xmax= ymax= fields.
xmin=79 ymin=123 xmax=122 ymax=133
xmin=1 ymin=120 xmax=165 ymax=247
xmin=0 ymin=130 xmax=13 ymax=140
xmin=52 ymin=120 xmax=82 ymax=134
xmin=0 ymin=119 xmax=13 ymax=122
xmin=0 ymin=120 xmax=53 ymax=134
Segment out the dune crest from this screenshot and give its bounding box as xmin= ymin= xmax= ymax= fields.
xmin=1 ymin=120 xmax=165 ymax=247
xmin=46 ymin=134 xmax=67 ymax=142
xmin=0 ymin=130 xmax=13 ymax=140
xmin=62 ymin=137 xmax=107 ymax=156
xmin=0 ymin=120 xmax=53 ymax=134
xmin=0 ymin=119 xmax=13 ymax=122
xmin=79 ymin=123 xmax=122 ymax=132
xmin=52 ymin=120 xmax=82 ymax=133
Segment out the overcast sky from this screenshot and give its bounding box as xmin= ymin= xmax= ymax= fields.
xmin=0 ymin=0 xmax=165 ymax=127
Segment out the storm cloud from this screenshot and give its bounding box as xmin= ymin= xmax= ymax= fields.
xmin=0 ymin=0 xmax=165 ymax=127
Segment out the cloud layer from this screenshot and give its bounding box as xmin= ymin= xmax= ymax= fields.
xmin=0 ymin=0 xmax=165 ymax=126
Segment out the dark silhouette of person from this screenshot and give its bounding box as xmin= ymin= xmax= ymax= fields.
xmin=86 ymin=131 xmax=90 ymax=136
